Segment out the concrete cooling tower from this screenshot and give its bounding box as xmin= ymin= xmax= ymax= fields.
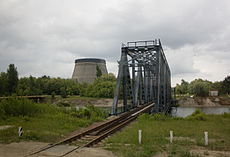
xmin=72 ymin=58 xmax=108 ymax=83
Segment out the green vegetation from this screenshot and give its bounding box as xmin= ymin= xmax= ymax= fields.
xmin=105 ymin=112 xmax=230 ymax=157
xmin=1 ymin=64 xmax=229 ymax=99
xmin=175 ymin=76 xmax=230 ymax=97
xmin=186 ymin=110 xmax=207 ymax=121
xmin=80 ymin=73 xmax=116 ymax=98
xmin=0 ymin=64 xmax=116 ymax=98
xmin=96 ymin=65 xmax=102 ymax=78
xmin=0 ymin=98 xmax=107 ymax=143
xmin=0 ymin=64 xmax=18 ymax=96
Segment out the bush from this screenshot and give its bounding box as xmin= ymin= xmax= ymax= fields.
xmin=151 ymin=113 xmax=168 ymax=121
xmin=186 ymin=110 xmax=207 ymax=121
xmin=138 ymin=113 xmax=169 ymax=122
xmin=138 ymin=113 xmax=150 ymax=121
xmin=73 ymin=104 xmax=107 ymax=121
xmin=0 ymin=98 xmax=40 ymax=117
xmin=172 ymin=116 xmax=184 ymax=120
xmin=60 ymin=87 xmax=67 ymax=98
xmin=51 ymin=91 xmax=55 ymax=99
xmin=221 ymin=112 xmax=230 ymax=118
xmin=0 ymin=105 xmax=6 ymax=119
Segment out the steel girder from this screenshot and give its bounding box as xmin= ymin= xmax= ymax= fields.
xmin=111 ymin=39 xmax=171 ymax=115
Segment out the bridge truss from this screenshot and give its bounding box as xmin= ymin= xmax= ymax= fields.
xmin=112 ymin=39 xmax=171 ymax=115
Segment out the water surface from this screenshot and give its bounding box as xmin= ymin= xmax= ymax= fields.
xmin=171 ymin=106 xmax=230 ymax=118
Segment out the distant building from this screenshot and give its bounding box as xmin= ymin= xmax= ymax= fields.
xmin=209 ymin=90 xmax=218 ymax=96
xmin=72 ymin=58 xmax=108 ymax=83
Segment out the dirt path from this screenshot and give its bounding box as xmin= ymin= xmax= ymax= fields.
xmin=0 ymin=125 xmax=14 ymax=130
xmin=0 ymin=142 xmax=117 ymax=157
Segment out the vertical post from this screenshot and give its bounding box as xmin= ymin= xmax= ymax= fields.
xmin=134 ymin=66 xmax=140 ymax=107
xmin=170 ymin=130 xmax=173 ymax=143
xmin=139 ymin=66 xmax=143 ymax=105
xmin=132 ymin=59 xmax=135 ymax=108
xmin=112 ymin=47 xmax=126 ymax=115
xmin=127 ymin=69 xmax=132 ymax=111
xmin=163 ymin=62 xmax=166 ymax=110
xmin=204 ymin=132 xmax=208 ymax=146
xmin=139 ymin=130 xmax=142 ymax=144
xmin=155 ymin=49 xmax=161 ymax=112
xmin=147 ymin=70 xmax=150 ymax=102
xmin=18 ymin=126 xmax=23 ymax=137
xmin=150 ymin=74 xmax=153 ymax=101
xmin=123 ymin=62 xmax=127 ymax=112
xmin=144 ymin=67 xmax=148 ymax=103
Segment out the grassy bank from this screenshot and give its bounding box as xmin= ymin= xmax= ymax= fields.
xmin=0 ymin=98 xmax=107 ymax=143
xmin=105 ymin=112 xmax=230 ymax=157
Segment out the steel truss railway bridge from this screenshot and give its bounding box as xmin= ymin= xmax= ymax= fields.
xmin=25 ymin=39 xmax=172 ymax=157
xmin=112 ymin=39 xmax=172 ymax=115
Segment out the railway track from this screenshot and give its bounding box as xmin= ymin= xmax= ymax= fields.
xmin=25 ymin=103 xmax=154 ymax=157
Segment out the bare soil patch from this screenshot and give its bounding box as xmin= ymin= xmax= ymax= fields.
xmin=0 ymin=142 xmax=48 ymax=157
xmin=0 ymin=142 xmax=117 ymax=157
xmin=190 ymin=146 xmax=230 ymax=157
xmin=0 ymin=125 xmax=14 ymax=130
xmin=72 ymin=147 xmax=117 ymax=157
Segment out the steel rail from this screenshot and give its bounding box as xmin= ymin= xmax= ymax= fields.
xmin=25 ymin=102 xmax=153 ymax=157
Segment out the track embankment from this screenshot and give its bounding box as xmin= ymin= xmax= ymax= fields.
xmin=26 ymin=103 xmax=154 ymax=157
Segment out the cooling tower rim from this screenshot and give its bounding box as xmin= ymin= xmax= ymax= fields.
xmin=75 ymin=58 xmax=106 ymax=64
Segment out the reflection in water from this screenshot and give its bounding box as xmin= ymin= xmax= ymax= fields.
xmin=171 ymin=106 xmax=230 ymax=118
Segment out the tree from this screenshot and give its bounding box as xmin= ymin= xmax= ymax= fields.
xmin=188 ymin=79 xmax=212 ymax=97
xmin=221 ymin=76 xmax=230 ymax=94
xmin=83 ymin=74 xmax=116 ymax=98
xmin=0 ymin=72 xmax=8 ymax=96
xmin=176 ymin=79 xmax=189 ymax=94
xmin=7 ymin=64 xmax=18 ymax=94
xmin=96 ymin=65 xmax=102 ymax=78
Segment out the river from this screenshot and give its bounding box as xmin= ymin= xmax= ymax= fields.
xmin=171 ymin=106 xmax=230 ymax=118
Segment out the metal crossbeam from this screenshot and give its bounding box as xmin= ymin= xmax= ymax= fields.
xmin=111 ymin=39 xmax=171 ymax=115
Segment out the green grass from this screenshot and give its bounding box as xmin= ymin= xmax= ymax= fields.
xmin=104 ymin=113 xmax=230 ymax=157
xmin=0 ymin=98 xmax=107 ymax=143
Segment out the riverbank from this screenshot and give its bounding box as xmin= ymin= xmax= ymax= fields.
xmin=171 ymin=106 xmax=230 ymax=117
xmin=178 ymin=96 xmax=230 ymax=107
xmin=104 ymin=112 xmax=230 ymax=157
xmin=0 ymin=98 xmax=107 ymax=143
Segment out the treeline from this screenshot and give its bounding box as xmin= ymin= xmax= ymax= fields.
xmin=0 ymin=64 xmax=116 ymax=98
xmin=79 ymin=74 xmax=116 ymax=98
xmin=175 ymin=76 xmax=230 ymax=97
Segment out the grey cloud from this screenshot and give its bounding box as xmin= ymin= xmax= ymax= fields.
xmin=0 ymin=0 xmax=230 ymax=85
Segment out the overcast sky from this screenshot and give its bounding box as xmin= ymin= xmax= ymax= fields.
xmin=0 ymin=0 xmax=230 ymax=86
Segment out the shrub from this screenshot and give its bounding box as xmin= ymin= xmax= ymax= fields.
xmin=138 ymin=113 xmax=169 ymax=122
xmin=51 ymin=91 xmax=55 ymax=99
xmin=0 ymin=104 xmax=6 ymax=119
xmin=151 ymin=113 xmax=168 ymax=121
xmin=73 ymin=104 xmax=107 ymax=121
xmin=172 ymin=116 xmax=184 ymax=120
xmin=186 ymin=110 xmax=207 ymax=121
xmin=0 ymin=98 xmax=40 ymax=117
xmin=138 ymin=113 xmax=150 ymax=122
xmin=60 ymin=87 xmax=67 ymax=98
xmin=221 ymin=112 xmax=230 ymax=118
